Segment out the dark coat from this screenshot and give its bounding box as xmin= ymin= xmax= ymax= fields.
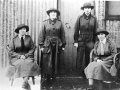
xmin=39 ymin=19 xmax=66 ymax=74
xmin=85 ymin=39 xmax=117 ymax=81
xmin=74 ymin=13 xmax=97 ymax=44
xmin=74 ymin=13 xmax=97 ymax=70
xmin=9 ymin=35 xmax=35 ymax=64
xmin=6 ymin=35 xmax=40 ymax=78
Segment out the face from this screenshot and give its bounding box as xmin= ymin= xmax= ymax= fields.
xmin=49 ymin=11 xmax=57 ymax=20
xmin=97 ymin=33 xmax=106 ymax=41
xmin=18 ymin=28 xmax=26 ymax=36
xmin=83 ymin=8 xmax=92 ymax=16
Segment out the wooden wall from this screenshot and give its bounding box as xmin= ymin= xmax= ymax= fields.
xmin=0 ymin=0 xmax=57 ymax=68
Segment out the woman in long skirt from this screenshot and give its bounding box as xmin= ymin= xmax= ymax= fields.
xmin=84 ymin=28 xmax=117 ymax=90
xmin=6 ymin=24 xmax=40 ymax=90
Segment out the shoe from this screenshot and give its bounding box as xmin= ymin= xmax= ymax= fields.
xmin=26 ymin=83 xmax=31 ymax=90
xmin=22 ymin=81 xmax=28 ymax=89
xmin=22 ymin=81 xmax=31 ymax=90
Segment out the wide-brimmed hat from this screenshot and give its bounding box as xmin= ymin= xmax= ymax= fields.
xmin=46 ymin=8 xmax=60 ymax=16
xmin=15 ymin=24 xmax=29 ymax=33
xmin=81 ymin=2 xmax=94 ymax=10
xmin=96 ymin=28 xmax=109 ymax=35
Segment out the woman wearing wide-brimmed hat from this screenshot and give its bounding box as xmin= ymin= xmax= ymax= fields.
xmin=39 ymin=8 xmax=66 ymax=86
xmin=74 ymin=2 xmax=98 ymax=77
xmin=84 ymin=28 xmax=117 ymax=90
xmin=6 ymin=24 xmax=40 ymax=90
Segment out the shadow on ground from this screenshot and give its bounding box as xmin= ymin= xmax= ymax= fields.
xmin=40 ymin=70 xmax=120 ymax=90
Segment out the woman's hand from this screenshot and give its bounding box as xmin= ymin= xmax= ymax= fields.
xmin=40 ymin=48 xmax=44 ymax=51
xmin=62 ymin=48 xmax=65 ymax=50
xmin=20 ymin=55 xmax=26 ymax=60
xmin=97 ymin=59 xmax=102 ymax=62
xmin=74 ymin=43 xmax=78 ymax=49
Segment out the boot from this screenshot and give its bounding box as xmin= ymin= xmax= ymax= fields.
xmin=22 ymin=81 xmax=28 ymax=89
xmin=26 ymin=83 xmax=31 ymax=90
xmin=22 ymin=81 xmax=31 ymax=90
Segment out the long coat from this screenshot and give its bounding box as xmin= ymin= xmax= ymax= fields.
xmin=39 ymin=19 xmax=66 ymax=74
xmin=85 ymin=39 xmax=117 ymax=81
xmin=6 ymin=35 xmax=40 ymax=78
xmin=74 ymin=13 xmax=97 ymax=70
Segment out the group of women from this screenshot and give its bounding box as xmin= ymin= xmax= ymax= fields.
xmin=5 ymin=2 xmax=118 ymax=90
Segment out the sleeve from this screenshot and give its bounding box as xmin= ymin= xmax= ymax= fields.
xmin=9 ymin=39 xmax=21 ymax=59
xmin=24 ymin=36 xmax=36 ymax=58
xmin=74 ymin=16 xmax=80 ymax=43
xmin=103 ymin=41 xmax=117 ymax=61
xmin=60 ymin=22 xmax=66 ymax=48
xmin=93 ymin=17 xmax=98 ymax=43
xmin=92 ymin=42 xmax=99 ymax=61
xmin=93 ymin=53 xmax=99 ymax=61
xmin=39 ymin=21 xmax=46 ymax=48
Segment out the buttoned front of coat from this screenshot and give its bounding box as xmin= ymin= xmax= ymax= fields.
xmin=39 ymin=19 xmax=66 ymax=47
xmin=74 ymin=13 xmax=97 ymax=43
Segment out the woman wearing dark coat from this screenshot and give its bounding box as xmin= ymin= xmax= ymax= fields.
xmin=39 ymin=8 xmax=66 ymax=84
xmin=6 ymin=24 xmax=40 ymax=90
xmin=74 ymin=2 xmax=98 ymax=77
xmin=84 ymin=28 xmax=117 ymax=90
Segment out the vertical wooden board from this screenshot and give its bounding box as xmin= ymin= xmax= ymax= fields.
xmin=28 ymin=0 xmax=32 ymax=37
xmin=32 ymin=0 xmax=36 ymax=42
xmin=35 ymin=0 xmax=39 ymax=45
xmin=3 ymin=0 xmax=7 ymax=68
xmin=21 ymin=0 xmax=25 ymax=24
xmin=0 ymin=1 xmax=2 ymax=68
xmin=31 ymin=0 xmax=34 ymax=41
xmin=25 ymin=0 xmax=29 ymax=25
xmin=13 ymin=0 xmax=17 ymax=36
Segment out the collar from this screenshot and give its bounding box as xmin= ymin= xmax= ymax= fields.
xmin=83 ymin=13 xmax=91 ymax=20
xmin=100 ymin=38 xmax=106 ymax=44
xmin=18 ymin=34 xmax=25 ymax=39
xmin=49 ymin=19 xmax=57 ymax=24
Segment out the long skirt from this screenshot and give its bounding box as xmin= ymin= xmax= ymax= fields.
xmin=84 ymin=61 xmax=115 ymax=81
xmin=6 ymin=58 xmax=40 ymax=78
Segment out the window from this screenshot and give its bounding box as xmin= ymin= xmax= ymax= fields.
xmin=105 ymin=1 xmax=120 ymax=20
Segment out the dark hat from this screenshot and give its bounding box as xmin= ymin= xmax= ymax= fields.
xmin=46 ymin=8 xmax=60 ymax=16
xmin=15 ymin=24 xmax=29 ymax=33
xmin=81 ymin=2 xmax=94 ymax=10
xmin=96 ymin=28 xmax=109 ymax=35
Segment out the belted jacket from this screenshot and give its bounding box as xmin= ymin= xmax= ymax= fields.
xmin=39 ymin=19 xmax=66 ymax=49
xmin=74 ymin=13 xmax=97 ymax=44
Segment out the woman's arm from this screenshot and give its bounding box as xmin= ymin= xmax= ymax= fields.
xmin=9 ymin=39 xmax=21 ymax=59
xmin=24 ymin=36 xmax=36 ymax=58
xmin=39 ymin=21 xmax=46 ymax=48
xmin=103 ymin=41 xmax=117 ymax=61
xmin=60 ymin=22 xmax=66 ymax=48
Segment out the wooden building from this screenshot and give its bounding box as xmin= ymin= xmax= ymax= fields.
xmin=0 ymin=0 xmax=120 ymax=74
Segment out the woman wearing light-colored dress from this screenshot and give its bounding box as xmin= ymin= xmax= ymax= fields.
xmin=84 ymin=28 xmax=117 ymax=90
